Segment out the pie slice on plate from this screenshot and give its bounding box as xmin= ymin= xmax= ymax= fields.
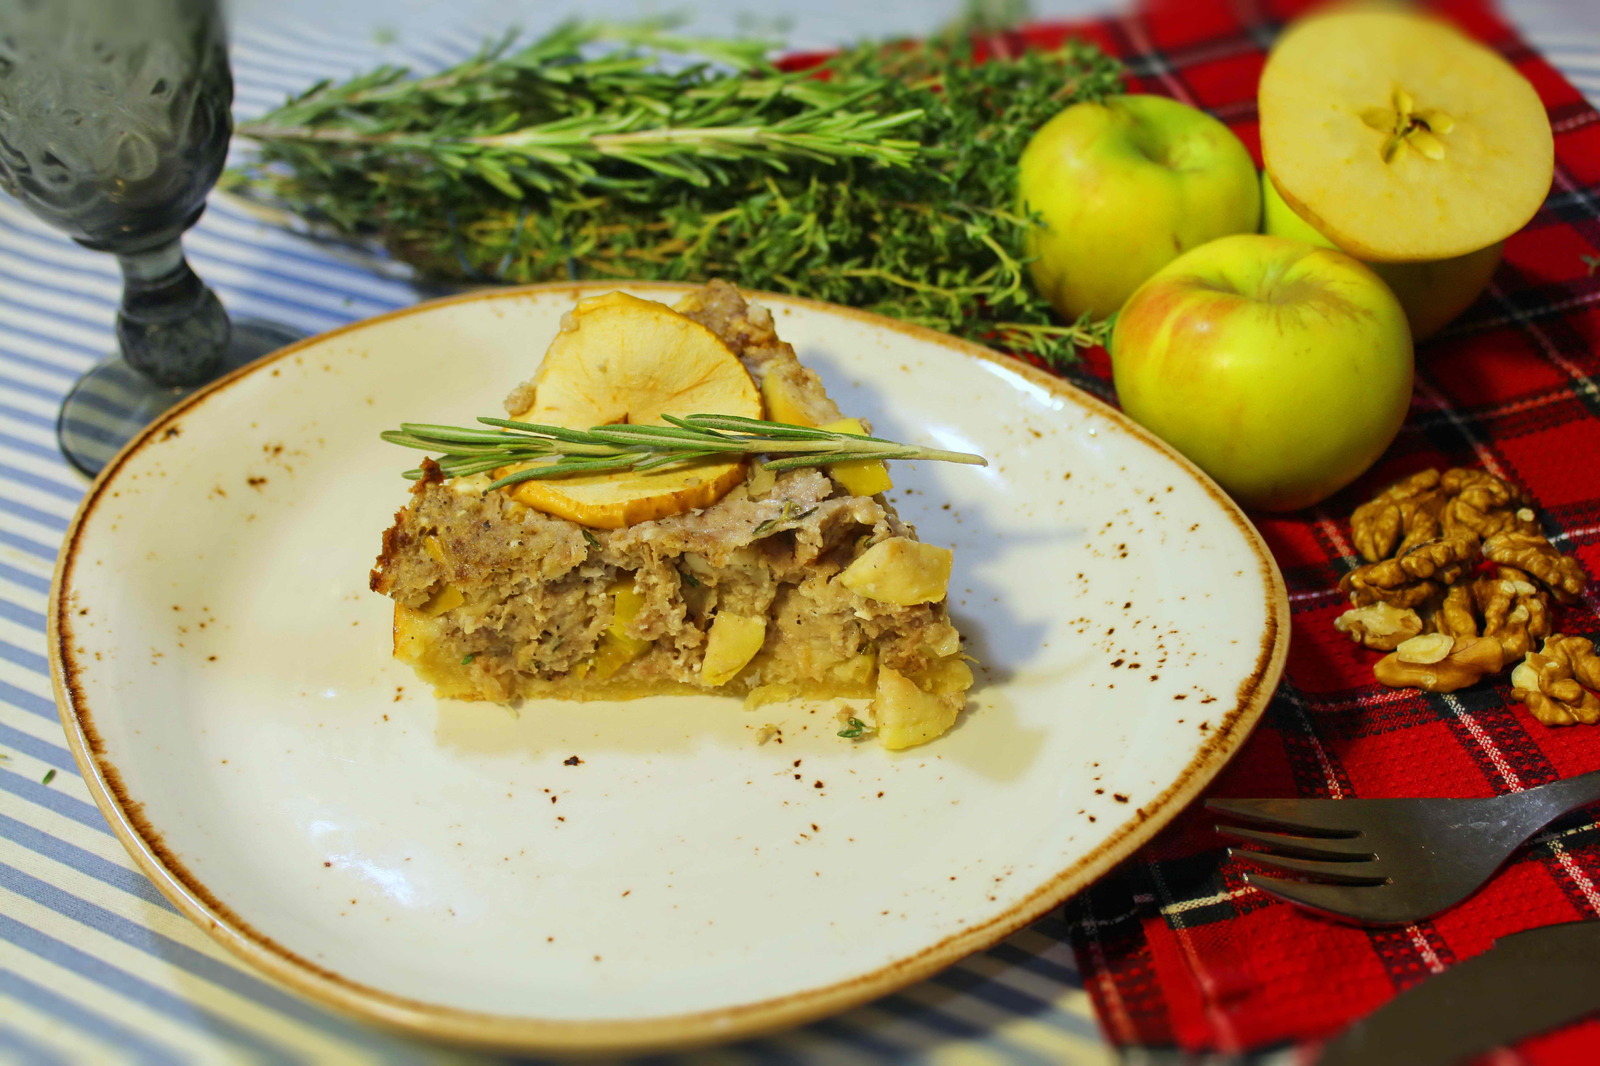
xmin=370 ymin=281 xmax=972 ymax=749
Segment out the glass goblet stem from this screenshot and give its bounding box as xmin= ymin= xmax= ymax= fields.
xmin=115 ymin=239 xmax=231 ymax=388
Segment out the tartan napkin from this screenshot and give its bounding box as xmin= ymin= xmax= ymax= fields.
xmin=1014 ymin=0 xmax=1600 ymax=1061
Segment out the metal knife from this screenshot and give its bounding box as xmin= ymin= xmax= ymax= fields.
xmin=1318 ymin=920 xmax=1600 ymax=1066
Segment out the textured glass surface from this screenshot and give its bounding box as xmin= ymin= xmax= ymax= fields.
xmin=0 ymin=0 xmax=298 ymax=474
xmin=0 ymin=0 xmax=232 ymax=254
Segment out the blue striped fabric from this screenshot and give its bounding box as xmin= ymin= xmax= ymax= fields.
xmin=0 ymin=6 xmax=1593 ymax=1064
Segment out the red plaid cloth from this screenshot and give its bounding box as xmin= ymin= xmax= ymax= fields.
xmin=1008 ymin=0 xmax=1600 ymax=1062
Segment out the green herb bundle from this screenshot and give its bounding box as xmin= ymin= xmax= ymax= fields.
xmin=228 ymin=21 xmax=1124 ymax=364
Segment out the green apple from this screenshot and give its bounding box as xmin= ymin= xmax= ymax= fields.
xmin=1019 ymin=94 xmax=1260 ymax=321
xmin=1111 ymin=234 xmax=1412 ymax=512
xmin=1260 ymin=171 xmax=1502 ymax=341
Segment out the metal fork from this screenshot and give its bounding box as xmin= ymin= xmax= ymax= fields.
xmin=1207 ymin=769 xmax=1600 ymax=925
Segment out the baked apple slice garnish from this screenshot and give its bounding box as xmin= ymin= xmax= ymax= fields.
xmin=498 ymin=291 xmax=763 ymax=529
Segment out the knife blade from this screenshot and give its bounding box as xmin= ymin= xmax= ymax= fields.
xmin=1318 ymin=920 xmax=1600 ymax=1066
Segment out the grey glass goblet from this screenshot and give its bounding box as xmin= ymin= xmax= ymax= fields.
xmin=0 ymin=0 xmax=301 ymax=476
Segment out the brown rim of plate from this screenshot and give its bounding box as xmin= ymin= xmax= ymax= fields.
xmin=48 ymin=280 xmax=1290 ymax=1055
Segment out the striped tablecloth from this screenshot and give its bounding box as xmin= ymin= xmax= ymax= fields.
xmin=0 ymin=4 xmax=1595 ymax=1064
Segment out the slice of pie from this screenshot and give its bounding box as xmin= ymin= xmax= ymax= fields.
xmin=370 ymin=280 xmax=972 ymax=749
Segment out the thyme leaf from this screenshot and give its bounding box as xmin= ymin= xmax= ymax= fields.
xmin=750 ymin=500 xmax=818 ymax=538
xmin=837 ymin=717 xmax=873 ymax=739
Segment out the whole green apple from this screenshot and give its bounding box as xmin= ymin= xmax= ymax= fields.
xmin=1019 ymin=94 xmax=1260 ymax=321
xmin=1111 ymin=234 xmax=1412 ymax=512
xmin=1260 ymin=171 xmax=1502 ymax=341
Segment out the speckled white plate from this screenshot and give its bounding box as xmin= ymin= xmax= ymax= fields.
xmin=49 ymin=283 xmax=1288 ymax=1054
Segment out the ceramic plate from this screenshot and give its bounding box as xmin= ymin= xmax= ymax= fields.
xmin=50 ymin=283 xmax=1288 ymax=1054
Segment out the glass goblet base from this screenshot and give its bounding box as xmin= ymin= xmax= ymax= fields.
xmin=57 ymin=318 xmax=304 ymax=478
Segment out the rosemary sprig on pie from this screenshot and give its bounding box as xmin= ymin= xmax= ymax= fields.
xmin=383 ymin=413 xmax=987 ymax=492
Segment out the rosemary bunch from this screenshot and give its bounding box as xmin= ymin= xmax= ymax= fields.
xmin=383 ymin=414 xmax=987 ymax=493
xmin=235 ymin=23 xmax=925 ymax=202
xmin=230 ymin=21 xmax=1124 ymax=364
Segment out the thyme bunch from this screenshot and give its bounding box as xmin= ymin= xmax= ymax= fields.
xmin=230 ymin=20 xmax=1124 ymax=364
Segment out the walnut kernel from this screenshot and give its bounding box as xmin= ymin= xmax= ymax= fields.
xmin=1435 ymin=582 xmax=1479 ymax=640
xmin=1438 ymin=468 xmax=1536 ymax=544
xmin=1350 ymin=469 xmax=1444 ymax=563
xmin=1482 ymin=531 xmax=1587 ymax=603
xmin=1511 ymin=634 xmax=1600 ymax=726
xmin=1341 ymin=535 xmax=1476 ymax=609
xmin=1395 ymin=633 xmax=1454 ymax=664
xmin=1373 ymin=636 xmax=1503 ymax=693
xmin=1334 ymin=602 xmax=1424 ymax=651
xmin=1432 ymin=567 xmax=1552 ymax=663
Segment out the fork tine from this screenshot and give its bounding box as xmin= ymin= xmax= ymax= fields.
xmin=1216 ymin=824 xmax=1376 ymax=860
xmin=1243 ymin=871 xmax=1409 ymax=924
xmin=1206 ymin=797 xmax=1364 ymax=836
xmin=1215 ymin=824 xmax=1366 ymax=859
xmin=1209 ymin=819 xmax=1376 ymax=857
xmin=1228 ymin=848 xmax=1384 ymax=884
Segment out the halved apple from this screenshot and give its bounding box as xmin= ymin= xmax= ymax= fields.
xmin=1259 ymin=6 xmax=1553 ymax=263
xmin=499 ymin=292 xmax=763 ymax=528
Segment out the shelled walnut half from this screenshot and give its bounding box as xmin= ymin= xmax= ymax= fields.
xmin=1511 ymin=634 xmax=1600 ymax=726
xmin=1374 ymin=634 xmax=1504 ymax=693
xmin=1482 ymin=530 xmax=1587 ymax=604
xmin=1433 ymin=568 xmax=1552 ymax=662
xmin=1334 ymin=602 xmax=1424 ymax=651
xmin=1438 ymin=467 xmax=1537 ymax=545
xmin=1350 ymin=468 xmax=1445 ymax=563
